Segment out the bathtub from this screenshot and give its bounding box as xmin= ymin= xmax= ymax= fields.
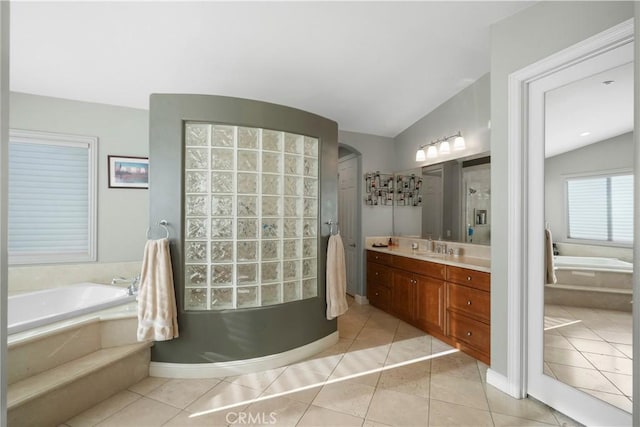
xmin=554 ymin=255 xmax=633 ymax=274
xmin=8 ymin=283 xmax=136 ymax=335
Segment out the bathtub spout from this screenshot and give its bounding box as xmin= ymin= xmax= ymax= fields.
xmin=111 ymin=275 xmax=140 ymax=296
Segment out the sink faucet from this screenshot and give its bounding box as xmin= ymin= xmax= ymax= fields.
xmin=112 ymin=274 xmax=140 ymax=296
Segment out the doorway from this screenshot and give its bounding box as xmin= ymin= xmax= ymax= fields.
xmin=338 ymin=145 xmax=362 ymax=298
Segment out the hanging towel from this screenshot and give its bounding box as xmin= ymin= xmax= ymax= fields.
xmin=137 ymin=238 xmax=179 ymax=341
xmin=545 ymin=227 xmax=558 ymax=285
xmin=326 ymin=232 xmax=349 ymax=320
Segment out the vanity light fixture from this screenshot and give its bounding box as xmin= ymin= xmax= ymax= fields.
xmin=415 ymin=131 xmax=465 ymax=162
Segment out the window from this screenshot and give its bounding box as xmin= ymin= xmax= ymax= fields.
xmin=566 ymin=172 xmax=633 ymax=245
xmin=8 ymin=130 xmax=97 ymax=264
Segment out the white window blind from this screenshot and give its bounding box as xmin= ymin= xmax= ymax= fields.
xmin=8 ymin=130 xmax=97 ymax=264
xmin=566 ymin=173 xmax=633 ymax=244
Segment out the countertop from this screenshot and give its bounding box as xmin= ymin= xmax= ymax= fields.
xmin=367 ymin=246 xmax=491 ymax=273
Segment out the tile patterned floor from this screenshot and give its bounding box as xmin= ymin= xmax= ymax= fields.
xmin=544 ymin=304 xmax=633 ymax=413
xmin=63 ymin=299 xmax=582 ymax=426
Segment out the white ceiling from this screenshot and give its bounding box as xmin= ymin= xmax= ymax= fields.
xmin=10 ymin=1 xmax=534 ymax=138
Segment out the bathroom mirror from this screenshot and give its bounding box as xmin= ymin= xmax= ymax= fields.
xmin=392 ymin=153 xmax=491 ymax=245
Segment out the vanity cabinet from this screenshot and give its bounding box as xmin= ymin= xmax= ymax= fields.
xmin=367 ymin=251 xmax=393 ymax=311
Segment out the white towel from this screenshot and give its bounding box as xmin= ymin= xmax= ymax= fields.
xmin=137 ymin=238 xmax=179 ymax=341
xmin=545 ymin=228 xmax=557 ymax=285
xmin=326 ymin=232 xmax=349 ymax=320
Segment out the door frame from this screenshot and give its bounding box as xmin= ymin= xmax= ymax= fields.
xmin=501 ymin=18 xmax=634 ymax=425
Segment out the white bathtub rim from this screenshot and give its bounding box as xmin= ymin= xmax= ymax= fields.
xmin=545 ymin=283 xmax=633 ymax=295
xmin=553 ymin=255 xmax=633 ymax=274
xmin=150 ymin=331 xmax=339 ymax=379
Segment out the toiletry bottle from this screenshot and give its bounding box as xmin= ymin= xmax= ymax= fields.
xmin=388 ymin=237 xmax=393 ymax=247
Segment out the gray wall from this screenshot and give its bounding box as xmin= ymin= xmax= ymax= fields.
xmin=545 ymin=132 xmax=633 ymax=241
xmin=490 ymin=1 xmax=634 ymax=376
xmin=9 ymin=92 xmax=149 ymax=263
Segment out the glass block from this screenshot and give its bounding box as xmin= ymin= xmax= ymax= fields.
xmin=186 ymin=218 xmax=208 ymax=239
xmin=185 ymin=265 xmax=207 ymax=287
xmin=211 ymin=264 xmax=233 ymax=286
xmin=211 ymin=218 xmax=233 ymax=239
xmin=262 ymin=129 xmax=282 ymax=151
xmin=284 ymin=133 xmax=302 ymax=154
xmin=284 ymin=155 xmax=302 ymax=175
xmin=185 ymin=123 xmax=210 ymax=147
xmin=238 ymin=127 xmax=258 ymax=149
xmin=262 ymin=196 xmax=281 ymax=217
xmin=261 ymin=262 xmax=281 ymax=283
xmin=237 ymin=173 xmax=258 ymax=194
xmin=303 ymin=198 xmax=317 ymax=217
xmin=237 ymin=218 xmax=258 ymax=239
xmin=262 ymin=283 xmax=282 ymax=306
xmin=237 ymin=150 xmax=258 ymax=171
xmin=283 ymin=260 xmax=300 ymax=280
xmin=304 ymin=178 xmax=318 ymax=197
xmin=186 ymin=171 xmax=208 ymax=194
xmin=211 ymin=172 xmax=234 ymax=193
xmin=261 ymin=240 xmax=280 ymax=260
xmin=261 ymin=219 xmax=281 ymax=238
xmin=186 ymin=148 xmax=209 ymax=170
xmin=237 ymin=264 xmax=258 ymax=285
xmin=237 ymin=286 xmax=258 ymax=308
xmin=284 ymin=219 xmax=301 ymax=238
xmin=284 ymin=197 xmax=302 ymax=217
xmin=303 ymin=278 xmax=318 ymax=298
xmin=212 ymin=126 xmax=234 ymax=147
xmin=185 ymin=241 xmax=207 ymax=263
xmin=303 ymin=259 xmax=316 ymax=278
xmin=211 ymin=288 xmax=233 ymax=309
xmin=185 ymin=288 xmax=208 ymax=310
xmin=186 ymin=195 xmax=208 ymax=216
xmin=262 ymin=175 xmax=281 ymax=194
xmin=283 ymin=281 xmax=301 ymax=302
xmin=212 ymin=148 xmax=234 ymax=170
xmin=211 ymin=195 xmax=233 ymax=216
xmin=303 ymin=158 xmax=318 ymax=177
xmin=304 ymin=136 xmax=319 ymax=157
xmin=211 ymin=241 xmax=233 ymax=262
xmin=284 ymin=176 xmax=301 ymax=196
xmin=237 ymin=196 xmax=257 ymax=217
xmin=303 ymin=238 xmax=317 ymax=258
xmin=283 ymin=239 xmax=300 ymax=259
xmin=303 ymin=219 xmax=316 ymax=237
xmin=262 ymin=152 xmax=282 ymax=174
xmin=237 ymin=241 xmax=257 ymax=261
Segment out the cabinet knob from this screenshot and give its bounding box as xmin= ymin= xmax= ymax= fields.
xmin=466 ymin=276 xmax=472 ymax=281
xmin=466 ymin=331 xmax=472 ymax=336
xmin=375 ymin=292 xmax=379 ymax=296
xmin=467 ymin=300 xmax=472 ymax=305
xmin=375 ymin=272 xmax=379 ymax=276
xmin=375 ymin=256 xmax=379 ymax=260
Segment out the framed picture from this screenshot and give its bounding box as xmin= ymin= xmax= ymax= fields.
xmin=108 ymin=155 xmax=149 ymax=189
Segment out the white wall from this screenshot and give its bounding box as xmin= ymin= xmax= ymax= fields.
xmin=490 ymin=1 xmax=634 ymax=376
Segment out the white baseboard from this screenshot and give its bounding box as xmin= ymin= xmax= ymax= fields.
xmin=149 ymin=331 xmax=339 ymax=379
xmin=354 ymin=294 xmax=369 ymax=305
xmin=486 ymin=368 xmax=512 ymax=395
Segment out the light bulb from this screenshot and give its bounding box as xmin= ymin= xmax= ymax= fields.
xmin=426 ymin=145 xmax=438 ymax=158
xmin=415 ymin=148 xmax=426 ymax=162
xmin=439 ymin=140 xmax=450 ymax=154
xmin=453 ymin=135 xmax=466 ymax=150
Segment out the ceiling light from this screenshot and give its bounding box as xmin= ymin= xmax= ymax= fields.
xmin=453 ymin=135 xmax=466 ymax=150
xmin=579 ymin=131 xmax=591 ymax=137
xmin=415 ymin=148 xmax=426 ymax=162
xmin=415 ymin=131 xmax=465 ymax=162
xmin=439 ymin=139 xmax=450 ymax=154
xmin=426 ymin=145 xmax=438 ymax=159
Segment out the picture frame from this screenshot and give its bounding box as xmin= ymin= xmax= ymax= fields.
xmin=108 ymin=155 xmax=149 ymax=189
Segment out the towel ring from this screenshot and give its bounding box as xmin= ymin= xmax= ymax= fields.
xmin=147 ymin=220 xmax=169 ymax=239
xmin=325 ymin=220 xmax=339 ymax=235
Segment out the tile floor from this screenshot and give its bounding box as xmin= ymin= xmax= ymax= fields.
xmin=63 ymin=299 xmax=582 ymax=426
xmin=544 ymin=304 xmax=633 ymax=413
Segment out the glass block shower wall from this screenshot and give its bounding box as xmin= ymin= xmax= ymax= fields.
xmin=183 ymin=122 xmax=319 ymax=310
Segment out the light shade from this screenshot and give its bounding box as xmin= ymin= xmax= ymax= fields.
xmin=426 ymin=145 xmax=438 ymax=158
xmin=415 ymin=148 xmax=426 ymax=162
xmin=453 ymin=135 xmax=466 ymax=150
xmin=439 ymin=140 xmax=450 ymax=155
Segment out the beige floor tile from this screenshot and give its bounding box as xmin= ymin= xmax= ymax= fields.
xmin=551 ymin=409 xmax=584 ymax=427
xmin=290 ymin=351 xmax=343 ymax=376
xmin=261 ymin=367 xmax=328 ymax=403
xmin=491 ymin=412 xmax=558 ymax=426
xmin=147 ymin=378 xmax=221 ymax=409
xmin=186 ymin=381 xmax=262 ymax=415
xmin=612 ymin=343 xmax=633 ymax=358
xmin=428 ymin=399 xmax=493 ymax=426
xmin=557 ymin=325 xmax=602 ymax=341
xmin=163 ymin=409 xmax=234 ymax=426
xmin=581 ymin=352 xmax=632 ymax=375
xmin=592 ymin=330 xmax=632 ymax=345
xmin=431 ymin=338 xmax=456 ymax=354
xmin=128 ymin=376 xmax=169 ymax=395
xmin=430 ymin=351 xmax=482 ymax=382
xmin=95 ymin=396 xmax=180 ymax=427
xmin=366 ymin=388 xmax=429 ymax=426
xmin=378 ymin=360 xmax=431 ymax=398
xmin=385 ymin=336 xmax=433 ymax=365
xmin=601 ymin=371 xmax=632 ymax=396
xmin=485 ymin=385 xmax=558 ymax=425
xmin=245 ymin=395 xmax=309 ymax=426
xmin=297 ymin=405 xmax=364 ymax=427
xmin=312 ymin=379 xmax=376 ymax=418
xmin=66 ymin=390 xmax=141 ymax=426
xmin=543 ymin=347 xmax=593 ymax=369
xmin=429 ymin=372 xmax=488 ymax=411
xmin=543 ymin=334 xmax=575 ymax=350
xmin=576 ymin=388 xmax=632 ymax=413
xmin=226 ymin=367 xmax=285 ymax=391
xmin=547 ymin=363 xmax=620 ymax=394
xmin=338 ymin=320 xmax=365 ymax=340
xmin=564 ymin=337 xmax=626 ymax=357
xmin=394 ymin=321 xmax=426 ymax=340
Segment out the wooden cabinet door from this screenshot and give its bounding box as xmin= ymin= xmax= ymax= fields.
xmin=391 ymin=269 xmax=415 ymax=323
xmin=415 ymin=275 xmax=444 ymax=334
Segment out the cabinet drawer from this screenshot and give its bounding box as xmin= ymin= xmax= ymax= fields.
xmin=446 ymin=266 xmax=490 ymax=291
xmin=448 ymin=311 xmax=490 ymax=354
xmin=393 ymin=255 xmax=446 ymax=280
xmin=368 ymin=282 xmax=390 ymax=311
xmin=367 ymin=250 xmax=393 ymax=266
xmin=367 ymin=262 xmax=392 ymax=287
xmin=447 ymin=283 xmax=490 ymax=323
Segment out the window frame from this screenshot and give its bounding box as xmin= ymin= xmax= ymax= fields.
xmin=8 ymin=129 xmax=98 ymax=265
xmin=563 ymin=168 xmax=633 ymax=248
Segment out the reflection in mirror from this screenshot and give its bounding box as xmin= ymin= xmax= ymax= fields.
xmin=543 ymin=62 xmax=633 ymax=412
